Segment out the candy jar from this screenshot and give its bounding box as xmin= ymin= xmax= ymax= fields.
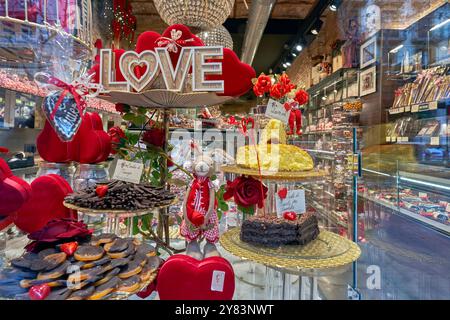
xmin=37 ymin=161 xmax=76 ymax=188
xmin=72 ymin=163 xmax=110 ymax=192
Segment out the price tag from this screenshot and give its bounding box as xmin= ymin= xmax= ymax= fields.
xmin=430 ymin=136 xmax=440 ymax=145
xmin=446 ymin=203 xmax=450 ymax=212
xmin=265 ymin=99 xmax=290 ymax=124
xmin=411 ymin=105 xmax=419 ymax=113
xmin=419 ymin=192 xmax=428 ymax=198
xmin=211 ymin=270 xmax=225 ymax=292
xmin=429 ymin=101 xmax=438 ymax=110
xmin=275 ymin=189 xmax=306 ymax=217
xmin=391 ymin=136 xmax=397 ymax=142
xmin=404 ymin=106 xmax=411 ymax=112
xmin=399 ymin=137 xmax=409 ymax=142
xmin=386 ymin=136 xmax=391 ymax=142
xmin=112 ymin=159 xmax=144 ymax=184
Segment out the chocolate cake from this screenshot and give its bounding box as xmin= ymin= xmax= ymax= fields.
xmin=240 ymin=212 xmax=320 ymax=247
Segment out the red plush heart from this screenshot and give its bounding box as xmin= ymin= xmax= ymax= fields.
xmin=29 ymin=284 xmax=51 ymax=300
xmin=278 ymin=188 xmax=288 ymax=200
xmin=14 ymin=174 xmax=77 ymax=233
xmin=283 ymin=211 xmax=297 ymax=221
xmin=88 ymin=49 xmax=127 ymax=84
xmin=0 ymin=158 xmax=32 ymax=216
xmin=36 ymin=120 xmax=72 ymax=163
xmin=157 ymin=255 xmax=235 ymax=300
xmin=37 ymin=112 xmax=111 ymax=164
xmin=60 ymin=241 xmax=78 ymax=256
xmin=206 ymin=48 xmax=256 ymax=97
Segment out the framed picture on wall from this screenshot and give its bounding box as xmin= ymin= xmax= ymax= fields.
xmin=360 ymin=36 xmax=377 ymax=69
xmin=360 ymin=66 xmax=377 ymax=96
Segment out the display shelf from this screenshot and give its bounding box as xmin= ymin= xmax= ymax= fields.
xmin=358 ymin=193 xmax=450 ymax=236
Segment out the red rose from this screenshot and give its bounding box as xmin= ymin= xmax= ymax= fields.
xmin=255 ymin=74 xmax=272 ymax=93
xmin=142 ymin=127 xmax=166 ymax=148
xmin=253 ymin=84 xmax=265 ymax=97
xmin=25 ymin=218 xmax=93 ymax=252
xmin=223 ymin=176 xmax=268 ymax=208
xmin=294 ymin=89 xmax=309 ymax=105
xmin=270 ymin=83 xmax=284 ymax=99
xmin=115 ymin=103 xmax=130 ymax=113
xmin=108 ymin=126 xmax=126 ymax=154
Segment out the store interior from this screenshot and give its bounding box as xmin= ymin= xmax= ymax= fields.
xmin=0 ymin=0 xmax=449 ymax=301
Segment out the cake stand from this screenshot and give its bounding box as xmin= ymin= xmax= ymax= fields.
xmin=64 ymin=198 xmax=177 ymax=238
xmin=220 ymin=228 xmax=360 ymax=300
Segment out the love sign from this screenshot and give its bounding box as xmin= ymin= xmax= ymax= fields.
xmin=99 ymin=47 xmax=224 ymax=93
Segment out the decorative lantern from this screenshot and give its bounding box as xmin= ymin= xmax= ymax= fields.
xmin=153 ymin=0 xmax=235 ymax=29
xmin=196 ymin=25 xmax=233 ymax=50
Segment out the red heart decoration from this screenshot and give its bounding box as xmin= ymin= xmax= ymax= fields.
xmin=37 ymin=112 xmax=111 ymax=164
xmin=88 ymin=48 xmax=127 ymax=84
xmin=283 ymin=211 xmax=297 ymax=221
xmin=284 ymin=102 xmax=292 ymax=112
xmin=188 ymin=211 xmax=205 ymax=227
xmin=14 ymin=174 xmax=77 ymax=233
xmin=29 ymin=284 xmax=51 ymax=300
xmin=0 ymin=158 xmax=32 ymax=216
xmin=60 ymin=241 xmax=78 ymax=256
xmin=206 ymin=48 xmax=256 ymax=97
xmin=278 ymin=187 xmax=288 ymax=199
xmin=157 ymin=255 xmax=235 ymax=300
xmin=95 ymin=185 xmax=108 ymax=198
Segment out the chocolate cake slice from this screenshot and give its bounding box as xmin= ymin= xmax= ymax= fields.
xmin=240 ymin=212 xmax=320 ymax=247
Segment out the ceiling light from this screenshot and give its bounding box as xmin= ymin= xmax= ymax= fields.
xmin=310 ymin=19 xmax=323 ymax=35
xmin=292 ymin=52 xmax=297 ymax=57
xmin=282 ymin=63 xmax=287 ymax=68
xmin=389 ymin=44 xmax=404 ymax=54
xmin=329 ymin=0 xmax=342 ymax=12
xmin=286 ymin=62 xmax=291 ymax=66
xmin=429 ymin=18 xmax=450 ymax=31
xmin=296 ymin=45 xmax=303 ymax=52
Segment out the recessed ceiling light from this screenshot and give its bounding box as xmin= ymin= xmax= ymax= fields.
xmin=282 ymin=63 xmax=287 ymax=68
xmin=286 ymin=62 xmax=291 ymax=66
xmin=296 ymin=45 xmax=303 ymax=52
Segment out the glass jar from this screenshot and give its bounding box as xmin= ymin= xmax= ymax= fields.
xmin=37 ymin=162 xmax=76 ymax=188
xmin=73 ymin=163 xmax=110 ymax=192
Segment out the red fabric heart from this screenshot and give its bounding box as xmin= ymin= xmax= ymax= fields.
xmin=60 ymin=241 xmax=78 ymax=256
xmin=0 ymin=158 xmax=32 ymax=216
xmin=38 ymin=112 xmax=111 ymax=164
xmin=284 ymin=102 xmax=292 ymax=112
xmin=88 ymin=48 xmax=127 ymax=84
xmin=95 ymin=185 xmax=108 ymax=198
xmin=206 ymin=48 xmax=256 ymax=97
xmin=278 ymin=188 xmax=288 ymax=200
xmin=14 ymin=174 xmax=77 ymax=234
xmin=157 ymin=255 xmax=235 ymax=300
xmin=188 ymin=210 xmax=205 ymax=227
xmin=29 ymin=284 xmax=51 ymax=300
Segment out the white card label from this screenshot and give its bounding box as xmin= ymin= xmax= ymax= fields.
xmin=446 ymin=203 xmax=450 ymax=212
xmin=112 ymin=159 xmax=144 ymax=184
xmin=275 ymin=189 xmax=306 ymax=217
xmin=430 ymin=137 xmax=439 ymax=145
xmin=211 ymin=270 xmax=225 ymax=292
xmin=265 ymin=99 xmax=290 ymax=124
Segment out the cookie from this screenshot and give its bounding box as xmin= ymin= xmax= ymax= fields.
xmin=23 ymin=252 xmax=39 ymax=261
xmin=116 ymin=275 xmax=141 ymax=293
xmin=88 ymin=277 xmax=120 ymax=300
xmin=37 ymin=261 xmax=70 ymax=280
xmin=94 ymin=267 xmax=120 ymax=286
xmin=118 ymin=261 xmax=142 ymax=279
xmin=139 ymin=265 xmax=154 ymax=282
xmin=79 ymin=256 xmax=111 ymax=269
xmin=105 ymin=238 xmax=128 ymax=253
xmin=91 ymin=233 xmax=116 ymax=246
xmin=145 ymin=256 xmax=162 ymax=272
xmin=20 ymin=278 xmax=66 ymax=289
xmin=38 ymin=248 xmax=58 ymax=259
xmin=131 ymin=253 xmax=148 ymax=267
xmin=67 ymin=285 xmax=95 ymax=300
xmin=103 ymin=257 xmax=130 ymax=273
xmin=46 ymin=287 xmax=72 ymax=300
xmin=43 ymin=252 xmax=67 ymax=271
xmin=74 ymin=245 xmax=104 ymax=261
xmin=11 ymin=258 xmax=32 ymax=270
xmin=136 ymin=243 xmax=156 ymax=257
xmin=67 ymin=265 xmax=104 ymax=284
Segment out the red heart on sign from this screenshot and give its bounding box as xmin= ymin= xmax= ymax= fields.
xmin=284 ymin=102 xmax=292 ymax=112
xmin=157 ymin=255 xmax=235 ymax=300
xmin=14 ymin=174 xmax=77 ymax=233
xmin=278 ymin=187 xmax=288 ymax=199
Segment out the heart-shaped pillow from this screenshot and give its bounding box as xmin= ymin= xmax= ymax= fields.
xmin=0 ymin=158 xmax=32 ymax=216
xmin=88 ymin=49 xmax=127 ymax=84
xmin=69 ymin=112 xmax=111 ymax=164
xmin=157 ymin=255 xmax=235 ymax=300
xmin=206 ymin=48 xmax=256 ymax=97
xmin=14 ymin=174 xmax=77 ymax=233
xmin=37 ymin=112 xmax=111 ymax=164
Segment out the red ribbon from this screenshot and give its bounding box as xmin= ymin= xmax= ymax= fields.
xmin=46 ymin=77 xmax=86 ymax=121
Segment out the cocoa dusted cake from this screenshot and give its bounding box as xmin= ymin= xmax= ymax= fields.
xmin=240 ymin=212 xmax=320 ymax=247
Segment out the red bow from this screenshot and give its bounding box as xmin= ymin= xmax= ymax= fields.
xmin=46 ymin=77 xmax=86 ymax=121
